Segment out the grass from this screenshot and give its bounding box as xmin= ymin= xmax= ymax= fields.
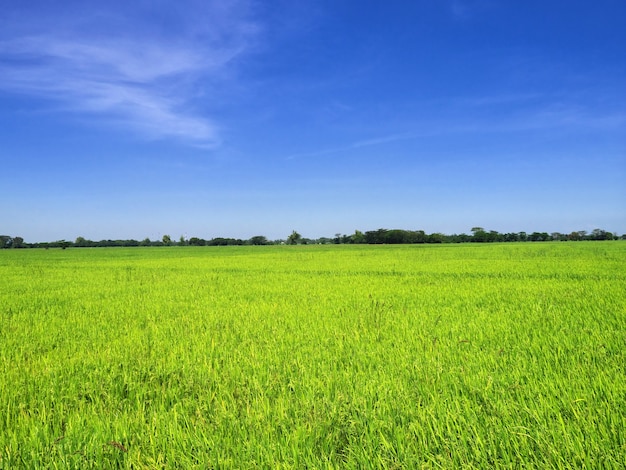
xmin=1 ymin=242 xmax=625 ymax=468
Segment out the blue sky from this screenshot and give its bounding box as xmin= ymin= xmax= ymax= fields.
xmin=1 ymin=0 xmax=625 ymax=242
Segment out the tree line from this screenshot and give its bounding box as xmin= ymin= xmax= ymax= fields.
xmin=0 ymin=227 xmax=621 ymax=249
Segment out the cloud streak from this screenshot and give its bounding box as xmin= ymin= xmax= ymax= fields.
xmin=0 ymin=1 xmax=259 ymax=146
xmin=285 ymin=99 xmax=625 ymax=161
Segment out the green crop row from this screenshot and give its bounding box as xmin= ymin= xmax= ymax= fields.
xmin=1 ymin=242 xmax=624 ymax=468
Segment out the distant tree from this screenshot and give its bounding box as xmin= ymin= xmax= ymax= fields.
xmin=410 ymin=230 xmax=427 ymax=244
xmin=448 ymin=233 xmax=472 ymax=243
xmin=140 ymin=238 xmax=151 ymax=246
xmin=427 ymin=232 xmax=444 ymax=243
xmin=287 ymin=231 xmax=302 ymax=245
xmin=12 ymin=236 xmax=25 ymax=248
xmin=338 ymin=234 xmax=350 ymax=244
xmin=188 ymin=237 xmax=206 ymax=246
xmin=384 ymin=229 xmax=409 ymax=244
xmin=471 ymin=227 xmax=488 ymax=242
xmin=365 ymin=229 xmax=388 ymax=244
xmin=179 ymin=235 xmax=187 ymax=246
xmin=249 ymin=235 xmax=268 ymax=245
xmin=55 ymin=240 xmax=71 ymax=249
xmin=351 ymin=230 xmax=365 ymax=244
xmin=74 ymin=236 xmax=95 ymax=247
xmin=485 ymin=230 xmax=501 ymax=242
xmin=591 ymin=228 xmax=613 ymax=240
xmin=207 ymin=237 xmax=243 ymax=246
xmin=0 ymin=235 xmax=11 ymax=249
xmin=162 ymin=234 xmax=171 ymax=246
xmin=528 ymin=232 xmax=550 ymax=242
xmin=208 ymin=237 xmax=229 ymax=246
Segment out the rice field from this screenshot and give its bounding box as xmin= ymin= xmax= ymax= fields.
xmin=1 ymin=242 xmax=624 ymax=468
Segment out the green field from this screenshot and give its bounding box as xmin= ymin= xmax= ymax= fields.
xmin=1 ymin=242 xmax=624 ymax=468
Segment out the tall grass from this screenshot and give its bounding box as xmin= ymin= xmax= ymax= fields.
xmin=1 ymin=242 xmax=624 ymax=468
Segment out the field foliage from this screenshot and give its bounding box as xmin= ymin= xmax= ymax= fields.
xmin=1 ymin=242 xmax=625 ymax=468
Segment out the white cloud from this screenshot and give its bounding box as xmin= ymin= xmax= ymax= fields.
xmin=0 ymin=1 xmax=259 ymax=146
xmin=284 ymin=97 xmax=625 ymax=161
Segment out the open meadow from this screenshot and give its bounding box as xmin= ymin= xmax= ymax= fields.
xmin=1 ymin=242 xmax=624 ymax=468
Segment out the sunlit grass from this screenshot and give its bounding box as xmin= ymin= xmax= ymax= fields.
xmin=1 ymin=242 xmax=624 ymax=468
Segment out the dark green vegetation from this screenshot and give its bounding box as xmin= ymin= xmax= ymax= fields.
xmin=0 ymin=227 xmax=621 ymax=249
xmin=1 ymin=243 xmax=624 ymax=468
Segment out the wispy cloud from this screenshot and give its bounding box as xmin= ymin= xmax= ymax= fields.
xmin=286 ymin=97 xmax=625 ymax=160
xmin=449 ymin=0 xmax=495 ymax=21
xmin=0 ymin=1 xmax=259 ymax=146
xmin=285 ymin=132 xmax=417 ymax=160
